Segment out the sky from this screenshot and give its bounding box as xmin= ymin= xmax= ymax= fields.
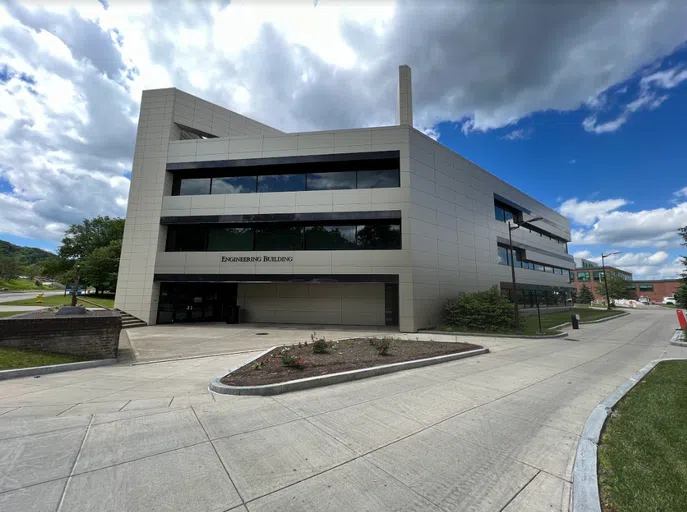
xmin=0 ymin=0 xmax=686 ymax=279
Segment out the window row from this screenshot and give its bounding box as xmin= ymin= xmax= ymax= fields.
xmin=494 ymin=200 xmax=568 ymax=248
xmin=572 ymin=270 xmax=630 ymax=283
xmin=173 ymin=169 xmax=400 ymax=196
xmin=497 ymin=245 xmax=568 ymax=275
xmin=165 ymin=221 xmax=402 ymax=252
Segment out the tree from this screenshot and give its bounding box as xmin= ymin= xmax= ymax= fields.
xmin=677 ymin=226 xmax=687 ymax=307
xmin=578 ymin=284 xmax=594 ymax=304
xmin=58 ymin=216 xmax=124 ymax=261
xmin=81 ymin=240 xmax=122 ymax=295
xmin=595 ymin=274 xmax=631 ymax=300
xmin=0 ymin=254 xmax=21 ymax=279
xmin=50 ymin=216 xmax=124 ymax=295
xmin=41 ymin=257 xmax=70 ymax=281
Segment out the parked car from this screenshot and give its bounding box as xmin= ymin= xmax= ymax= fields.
xmin=662 ymin=296 xmax=677 ymax=305
xmin=638 ymin=297 xmax=650 ymax=305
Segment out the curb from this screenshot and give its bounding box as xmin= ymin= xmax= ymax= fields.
xmin=669 ymin=329 xmax=686 ymax=347
xmin=421 ymin=330 xmax=568 ymax=340
xmin=209 ymin=346 xmax=489 ymax=396
xmin=551 ymin=311 xmax=630 ymax=331
xmin=571 ymin=330 xmax=687 ymax=512
xmin=0 ymin=358 xmax=118 ymax=381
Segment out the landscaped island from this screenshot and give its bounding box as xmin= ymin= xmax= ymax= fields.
xmin=220 ymin=337 xmax=482 ymax=387
xmin=598 ymin=360 xmax=687 ymax=512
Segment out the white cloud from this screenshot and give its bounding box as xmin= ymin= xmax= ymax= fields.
xmin=501 ymin=128 xmax=531 ymax=140
xmin=558 ymin=198 xmax=630 ymax=225
xmin=583 ymin=63 xmax=687 ymax=134
xmin=569 ymin=201 xmax=687 ymax=249
xmin=673 ymin=186 xmax=687 ymax=199
xmin=582 ymin=114 xmax=629 ymax=134
xmin=1 ymin=0 xmax=687 ymax=243
xmin=571 ymin=251 xmax=681 ymax=279
xmin=573 ymin=250 xmax=591 ymax=259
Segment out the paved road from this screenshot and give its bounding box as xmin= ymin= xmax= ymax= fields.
xmin=0 ymin=291 xmax=63 ymax=303
xmin=0 ymin=309 xmax=683 ymax=511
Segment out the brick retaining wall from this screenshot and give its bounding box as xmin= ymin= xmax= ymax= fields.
xmin=0 ymin=311 xmax=121 ymax=360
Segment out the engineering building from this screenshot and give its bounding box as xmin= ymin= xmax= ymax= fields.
xmin=115 ymin=66 xmax=574 ymax=332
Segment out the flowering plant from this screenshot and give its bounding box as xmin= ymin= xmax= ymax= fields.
xmin=279 ymin=347 xmax=305 ymax=369
xmin=251 ymin=357 xmax=270 ymax=370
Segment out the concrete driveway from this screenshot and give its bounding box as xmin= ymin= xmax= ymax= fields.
xmin=126 ymin=323 xmax=400 ymax=362
xmin=0 ymin=309 xmax=683 ymax=511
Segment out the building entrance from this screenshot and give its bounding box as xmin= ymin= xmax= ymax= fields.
xmin=157 ymin=282 xmax=238 ymax=324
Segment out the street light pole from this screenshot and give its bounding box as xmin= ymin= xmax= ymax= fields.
xmin=508 ymin=216 xmax=543 ymax=331
xmin=601 ymin=251 xmax=621 ymax=311
xmin=508 ymin=221 xmax=519 ymax=330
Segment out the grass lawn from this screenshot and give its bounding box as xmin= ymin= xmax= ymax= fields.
xmin=1 ymin=294 xmax=115 ymax=308
xmin=0 ymin=311 xmax=19 ymax=318
xmin=0 ymin=278 xmax=58 ymax=291
xmin=0 ymin=347 xmax=83 ymax=370
xmin=519 ymin=307 xmax=624 ymax=334
xmin=598 ymin=361 xmax=687 ymax=512
xmin=439 ymin=307 xmax=624 ymax=336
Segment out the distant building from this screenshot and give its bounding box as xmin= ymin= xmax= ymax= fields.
xmin=625 ymin=279 xmax=682 ymax=303
xmin=569 ymin=259 xmax=633 ymax=302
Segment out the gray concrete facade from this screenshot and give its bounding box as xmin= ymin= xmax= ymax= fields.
xmin=115 ymin=66 xmax=573 ymax=331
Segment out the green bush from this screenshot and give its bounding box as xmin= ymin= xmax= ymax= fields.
xmin=312 ymin=338 xmax=329 ymax=354
xmin=442 ymin=286 xmax=515 ymax=332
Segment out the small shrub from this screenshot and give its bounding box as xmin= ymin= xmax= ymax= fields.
xmin=373 ymin=338 xmax=391 ymax=355
xmin=312 ymin=338 xmax=329 ymax=354
xmin=311 ymin=332 xmax=329 ymax=354
xmin=278 ymin=348 xmax=305 ymax=369
xmin=442 ymin=286 xmax=515 ymax=332
xmin=251 ymin=357 xmax=270 ymax=370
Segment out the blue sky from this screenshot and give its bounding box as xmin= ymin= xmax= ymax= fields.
xmin=0 ymin=0 xmax=685 ymax=278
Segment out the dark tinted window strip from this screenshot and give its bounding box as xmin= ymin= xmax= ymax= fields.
xmin=166 ymin=151 xmax=400 ymax=171
xmin=165 ymin=221 xmax=402 ymax=252
xmin=497 ymin=243 xmax=569 ymax=275
xmin=160 ymin=210 xmax=402 ymax=225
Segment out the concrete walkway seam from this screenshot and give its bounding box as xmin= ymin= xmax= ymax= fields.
xmin=209 ymin=346 xmax=489 ymax=396
xmin=572 ymin=331 xmax=687 ymax=512
xmin=0 ymin=358 xmax=118 ymax=381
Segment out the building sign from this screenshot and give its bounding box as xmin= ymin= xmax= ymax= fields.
xmin=221 ymin=256 xmax=294 ymax=263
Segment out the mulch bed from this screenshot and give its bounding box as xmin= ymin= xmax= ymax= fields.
xmin=220 ymin=338 xmax=482 ymax=387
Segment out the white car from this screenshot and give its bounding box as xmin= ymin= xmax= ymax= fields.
xmin=662 ymin=296 xmax=677 ymax=305
xmin=638 ymin=297 xmax=650 ymax=305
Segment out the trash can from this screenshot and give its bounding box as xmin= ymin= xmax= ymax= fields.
xmin=226 ymin=305 xmax=241 ymax=324
xmin=571 ymin=314 xmax=580 ymax=329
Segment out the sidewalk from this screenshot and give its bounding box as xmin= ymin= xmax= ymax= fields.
xmin=0 ymin=308 xmax=681 ymax=511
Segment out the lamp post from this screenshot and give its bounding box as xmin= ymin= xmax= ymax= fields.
xmin=508 ymin=216 xmax=543 ymax=331
xmin=70 ymin=264 xmax=81 ymax=307
xmin=601 ymin=251 xmax=621 ymax=310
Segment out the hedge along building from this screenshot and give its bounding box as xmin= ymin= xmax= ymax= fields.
xmin=115 ymin=66 xmax=575 ymax=332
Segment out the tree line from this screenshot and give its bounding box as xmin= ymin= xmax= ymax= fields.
xmin=0 ymin=216 xmax=124 ymax=295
